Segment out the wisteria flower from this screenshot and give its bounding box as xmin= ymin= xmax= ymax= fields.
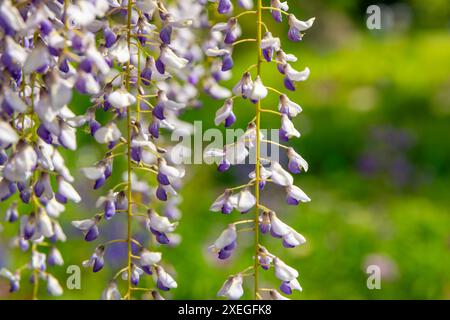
xmin=270 ymin=0 xmax=289 ymax=23
xmin=214 ymin=99 xmax=236 ymax=127
xmin=209 ymin=224 xmax=237 ymax=260
xmin=287 ymin=148 xmax=309 ymax=174
xmin=140 ymin=249 xmax=162 ymax=274
xmin=273 ymin=258 xmax=302 ymax=294
xmin=83 ymin=246 xmax=105 ymax=272
xmin=288 ymin=15 xmax=315 ymax=42
xmin=280 ymin=114 xmax=301 ymax=141
xmin=72 ymin=216 xmax=102 ymax=242
xmin=155 ymin=265 xmax=177 ymax=291
xmin=261 ymin=32 xmax=280 ymax=62
xmin=283 ymin=65 xmax=310 ymax=91
xmin=285 ymin=184 xmax=311 ymax=205
xmin=229 ymin=189 xmax=256 ymax=213
xmin=217 ymin=274 xmax=244 ymax=300
xmin=0 ymin=268 xmax=20 ymax=293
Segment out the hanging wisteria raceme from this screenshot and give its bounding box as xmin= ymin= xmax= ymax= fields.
xmin=69 ymin=0 xmax=199 ymax=300
xmin=0 ymin=0 xmax=87 ymax=298
xmin=203 ymin=0 xmax=315 ymax=300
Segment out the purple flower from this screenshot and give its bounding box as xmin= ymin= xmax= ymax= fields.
xmin=104 ymin=27 xmax=117 ymax=48
xmin=270 ymin=0 xmax=289 ymax=23
xmin=218 ymin=0 xmax=232 ymax=15
xmin=83 ymin=246 xmax=105 ymax=273
xmin=209 ymin=224 xmax=237 ymax=260
xmin=72 ymin=216 xmax=101 ymax=242
xmin=288 ymin=15 xmax=315 ymax=42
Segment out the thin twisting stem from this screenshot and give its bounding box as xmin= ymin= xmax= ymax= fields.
xmin=125 ymin=0 xmax=133 ymax=300
xmin=254 ymin=0 xmax=263 ymax=301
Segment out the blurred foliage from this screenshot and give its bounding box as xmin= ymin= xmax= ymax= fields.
xmin=1 ymin=0 xmax=450 ymax=299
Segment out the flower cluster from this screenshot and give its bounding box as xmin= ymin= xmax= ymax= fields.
xmin=203 ymin=0 xmax=315 ymax=299
xmin=67 ymin=0 xmax=202 ymax=300
xmin=0 ymin=0 xmax=88 ymax=298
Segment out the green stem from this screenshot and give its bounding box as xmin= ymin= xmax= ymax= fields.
xmin=254 ymin=0 xmax=263 ymax=301
xmin=125 ymin=0 xmax=133 ymax=300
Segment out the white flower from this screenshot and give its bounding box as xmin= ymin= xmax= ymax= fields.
xmin=59 ymin=122 xmax=77 ymax=151
xmin=140 ymin=250 xmax=162 ymax=266
xmin=101 ymin=281 xmax=121 ymax=300
xmin=288 ymin=15 xmax=316 ymax=32
xmin=278 ymin=94 xmax=302 ymax=118
xmin=273 ymin=257 xmax=299 ymax=282
xmin=109 ymin=38 xmax=130 ymax=64
xmin=94 ymin=122 xmax=121 ymax=144
xmin=0 ymin=121 xmax=19 ymax=145
xmin=160 ymin=45 xmax=188 ymax=69
xmin=23 ymin=45 xmax=50 ymax=74
xmin=238 ymin=0 xmax=254 ymax=9
xmin=3 ymin=144 xmax=37 ymax=182
xmin=232 ymin=72 xmax=253 ymax=98
xmin=209 ymin=190 xmax=233 ymax=213
xmin=121 ymin=264 xmax=144 ymax=283
xmin=87 ymin=46 xmax=110 ymax=75
xmin=287 ymin=147 xmax=309 ymax=173
xmin=31 ymin=251 xmax=46 ymax=270
xmin=209 ymin=224 xmax=237 ymax=253
xmin=206 ymin=81 xmax=232 ymax=99
xmin=158 ymin=91 xmax=186 ymax=111
xmin=57 ymin=178 xmax=81 ymax=203
xmin=286 ymin=65 xmax=310 ymax=82
xmin=250 ymin=76 xmax=268 ymax=101
xmin=215 ymin=99 xmax=234 ymax=126
xmin=82 ymin=73 xmax=101 ymax=95
xmin=50 ymin=78 xmax=73 ymax=111
xmin=71 ymin=218 xmax=95 ymax=232
xmin=67 ymin=1 xmax=97 ymax=26
xmin=48 ymin=247 xmax=64 ymax=266
xmin=5 ymin=36 xmax=27 ymax=65
xmin=147 ymin=210 xmax=177 ymax=234
xmin=47 ymin=274 xmax=63 ymax=296
xmin=155 ymin=265 xmax=177 ymax=289
xmin=270 ymin=161 xmax=294 ymax=186
xmin=108 ymin=88 xmax=136 ymax=109
xmin=229 ymin=189 xmax=256 ymax=213
xmin=159 ymin=158 xmax=185 ymax=179
xmin=0 ymin=0 xmax=25 ymax=32
xmin=285 ymin=278 xmax=303 ymax=292
xmin=224 ymin=141 xmax=249 ymax=165
xmin=52 ymin=149 xmax=74 ymax=182
xmin=218 ymin=274 xmax=244 ymax=300
xmin=0 ymin=267 xmax=20 ymax=288
xmin=286 ymin=184 xmax=311 ymax=203
xmin=261 ymin=32 xmax=280 ymax=51
xmin=249 ymin=165 xmax=272 ymax=180
xmin=283 ymin=227 xmax=307 ymax=247
xmin=269 ymin=211 xmax=290 ymax=237
xmin=81 ymin=166 xmax=104 ymax=180
xmin=205 ymin=47 xmax=230 ymax=57
xmin=37 ymin=210 xmax=54 ymax=238
xmin=51 ymin=221 xmax=67 ymax=242
xmin=281 ymin=114 xmax=301 ymax=139
xmin=4 ymin=87 xmax=27 ymax=112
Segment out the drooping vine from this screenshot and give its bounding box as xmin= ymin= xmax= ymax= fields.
xmin=70 ymin=0 xmax=201 ymax=300
xmin=203 ymin=0 xmax=315 ymax=300
xmin=0 ymin=0 xmax=87 ymax=298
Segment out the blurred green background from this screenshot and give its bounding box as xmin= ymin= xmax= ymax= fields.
xmin=1 ymin=0 xmax=450 ymax=299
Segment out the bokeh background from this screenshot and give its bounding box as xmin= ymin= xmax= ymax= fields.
xmin=1 ymin=0 xmax=450 ymax=299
